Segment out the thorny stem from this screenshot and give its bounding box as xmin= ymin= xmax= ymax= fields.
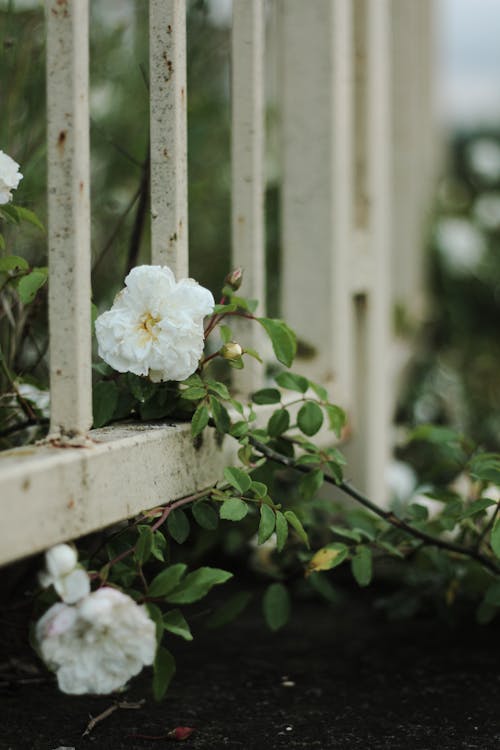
xmin=246 ymin=435 xmax=500 ymax=577
xmin=93 ymin=485 xmax=217 ymax=579
xmin=199 ymin=350 xmax=220 ymax=368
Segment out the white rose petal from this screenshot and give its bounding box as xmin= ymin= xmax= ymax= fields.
xmin=39 ymin=544 xmax=90 ymax=604
xmin=36 ymin=588 xmax=157 ymax=695
xmin=55 ymin=568 xmax=91 ymax=605
xmin=0 ymin=150 xmax=23 ymax=204
xmin=95 ymin=265 xmax=215 ymax=382
xmin=46 ymin=544 xmax=78 ymax=577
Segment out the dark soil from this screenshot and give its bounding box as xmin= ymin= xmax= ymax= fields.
xmin=1 ymin=594 xmax=499 ymax=750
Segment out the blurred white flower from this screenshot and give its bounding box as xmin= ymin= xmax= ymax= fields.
xmin=39 ymin=544 xmax=90 ymax=604
xmin=0 ymin=150 xmax=23 ymax=204
xmin=17 ymin=383 xmax=50 ymax=418
xmin=386 ymin=461 xmax=417 ymax=502
xmin=95 ymin=265 xmax=214 ymax=382
xmin=36 ymin=587 xmax=156 ymax=695
xmin=473 ymin=192 xmax=500 ymax=231
xmin=467 ymin=138 xmax=500 ymax=184
xmin=434 ymin=217 xmax=486 ymax=275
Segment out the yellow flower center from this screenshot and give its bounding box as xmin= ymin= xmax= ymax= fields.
xmin=137 ymin=311 xmax=161 ymax=344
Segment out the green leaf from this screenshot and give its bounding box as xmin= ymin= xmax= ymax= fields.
xmin=153 ymin=647 xmax=176 ymax=701
xmin=210 ymin=395 xmax=231 ymax=433
xmin=262 ymin=583 xmax=290 ymax=631
xmin=460 ymin=498 xmax=496 ymax=519
xmin=476 ymin=600 xmax=498 ymax=625
xmin=148 ymin=563 xmax=187 ymax=598
xmin=181 ymin=386 xmax=207 ymax=400
xmin=230 ymin=420 xmax=249 ymax=438
xmin=275 ymin=510 xmax=288 ymax=552
xmin=220 ymin=497 xmax=249 ymax=521
xmin=309 ymin=381 xmax=328 ymax=401
xmin=166 ymin=567 xmax=233 ymax=604
xmin=267 ymin=408 xmax=290 ymax=437
xmin=92 ymin=380 xmax=119 ymax=428
xmin=252 ymin=388 xmax=281 ymax=405
xmin=151 ymin=530 xmax=168 ymax=562
xmin=258 ymin=504 xmax=276 ymax=544
xmin=135 ymin=525 xmax=153 ymax=565
xmin=484 ymin=582 xmax=500 ymax=606
xmin=299 ymin=469 xmax=324 ymax=500
xmin=192 ymin=501 xmax=219 ymax=530
xmin=297 ymin=401 xmax=324 ymax=436
xmin=275 ymin=371 xmax=309 ymax=393
xmin=330 ymin=525 xmax=362 ymax=542
xmin=13 ymin=206 xmax=45 ymax=231
xmin=251 ymin=481 xmax=268 ymax=498
xmin=191 ymin=403 xmax=209 ymax=437
xmin=167 ymin=509 xmax=190 ymax=544
xmin=0 ymin=255 xmax=29 ymax=273
xmin=223 ymin=466 xmax=251 ymax=493
xmin=324 ymin=404 xmax=346 ymax=437
xmin=243 ymin=347 xmax=263 ymax=363
xmin=258 ymin=318 xmax=297 ymax=367
xmin=491 ymin=518 xmax=500 ymax=558
xmin=376 ymin=540 xmax=405 ymax=558
xmin=206 ymin=380 xmax=231 ymax=399
xmin=219 ymin=325 xmax=232 ymax=344
xmin=206 ymin=591 xmax=253 ymax=629
xmin=162 ymin=609 xmax=193 ymax=641
xmin=146 ymin=603 xmax=164 ymax=642
xmin=126 ymin=373 xmax=156 ymax=403
xmin=351 ymin=546 xmax=373 ymax=587
xmin=469 ymin=453 xmax=500 ymax=485
xmin=284 ymin=510 xmax=310 ymax=548
xmin=17 ymin=268 xmax=47 ymax=304
xmin=307 ymin=543 xmax=348 ymax=574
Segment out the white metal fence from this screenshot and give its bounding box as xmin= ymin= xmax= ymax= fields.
xmin=0 ymin=0 xmax=435 ymax=566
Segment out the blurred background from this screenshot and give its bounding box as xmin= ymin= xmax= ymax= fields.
xmin=0 ymin=0 xmax=500 ymax=454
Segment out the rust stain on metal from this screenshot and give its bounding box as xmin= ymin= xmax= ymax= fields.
xmin=22 ymin=478 xmax=31 ymax=492
xmin=57 ymin=130 xmax=67 ymax=153
xmin=67 ymin=497 xmax=75 ymax=509
xmin=79 ymin=180 xmax=84 ymax=192
xmin=162 ymin=51 xmax=174 ymax=80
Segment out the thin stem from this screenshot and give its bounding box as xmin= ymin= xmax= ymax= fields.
xmin=476 ymin=501 xmax=500 ymax=552
xmin=94 ymin=485 xmax=217 ymax=578
xmin=246 ymin=435 xmax=500 ymax=576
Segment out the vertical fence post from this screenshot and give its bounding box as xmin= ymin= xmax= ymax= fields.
xmin=149 ymin=0 xmax=188 ymax=279
xmin=280 ymin=0 xmax=354 ymax=403
xmin=231 ymin=0 xmax=266 ymax=392
xmin=348 ymin=0 xmax=392 ymax=502
xmin=46 ymin=0 xmax=92 ymax=436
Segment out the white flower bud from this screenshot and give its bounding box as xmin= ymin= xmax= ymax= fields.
xmin=46 ymin=544 xmax=78 ymax=577
xmin=221 ymin=342 xmax=243 ymax=360
xmin=40 ymin=544 xmax=90 ymax=604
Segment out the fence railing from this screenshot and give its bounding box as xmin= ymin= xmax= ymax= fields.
xmin=0 ymin=0 xmax=435 ymax=567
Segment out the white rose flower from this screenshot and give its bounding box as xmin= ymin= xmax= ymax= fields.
xmin=95 ymin=265 xmax=215 ymax=382
xmin=36 ymin=587 xmax=157 ymax=695
xmin=0 ymin=150 xmax=23 ymax=204
xmin=39 ymin=543 xmax=90 ymax=604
